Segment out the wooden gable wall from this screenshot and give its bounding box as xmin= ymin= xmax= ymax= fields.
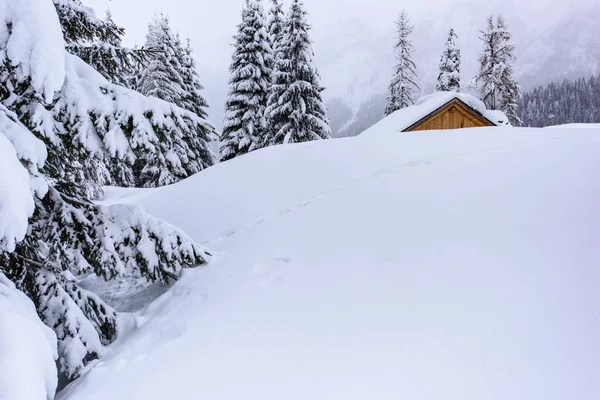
xmin=405 ymin=99 xmax=494 ymax=132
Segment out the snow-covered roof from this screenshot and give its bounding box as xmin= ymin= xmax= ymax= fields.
xmin=361 ymin=92 xmax=510 ymax=136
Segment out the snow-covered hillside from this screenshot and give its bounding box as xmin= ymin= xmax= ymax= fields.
xmin=60 ymin=125 xmax=600 ymax=400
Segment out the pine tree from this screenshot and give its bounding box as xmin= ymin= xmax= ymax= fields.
xmin=136 ymin=16 xmax=209 ymax=119
xmin=179 ymin=38 xmax=210 ymax=119
xmin=263 ymin=0 xmax=287 ymax=144
xmin=384 ymin=10 xmax=419 ymax=116
xmin=1 ymin=0 xmax=215 ymax=385
xmin=473 ymin=15 xmax=522 ymax=125
xmin=221 ymin=0 xmax=273 ymax=161
xmin=47 ymin=6 xmax=216 ymax=195
xmin=1 ymin=186 xmax=211 ymax=383
xmin=436 ymin=28 xmax=461 ymax=92
xmin=263 ymin=0 xmax=331 ymax=145
xmin=54 ymin=0 xmax=142 ymax=87
xmin=267 ymin=0 xmax=286 ymax=68
xmin=137 ymin=14 xmax=186 ymax=105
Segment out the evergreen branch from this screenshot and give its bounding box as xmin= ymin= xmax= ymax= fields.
xmin=59 ymin=191 xmax=93 ymax=208
xmin=160 ymin=267 xmax=180 ymax=282
xmin=16 ymin=255 xmax=44 ymax=269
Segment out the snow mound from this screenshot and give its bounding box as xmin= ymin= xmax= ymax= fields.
xmin=361 ymin=92 xmax=509 ymax=136
xmin=0 ymin=273 xmax=58 ymax=400
xmin=61 ymin=126 xmax=600 ymax=400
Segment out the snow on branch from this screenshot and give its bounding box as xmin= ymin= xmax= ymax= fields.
xmin=0 ymin=0 xmax=66 ymax=101
xmin=0 ymin=105 xmax=47 ymax=252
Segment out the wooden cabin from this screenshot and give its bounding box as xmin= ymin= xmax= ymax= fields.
xmin=360 ymin=92 xmax=508 ymax=137
xmin=404 ymin=97 xmax=497 ymax=132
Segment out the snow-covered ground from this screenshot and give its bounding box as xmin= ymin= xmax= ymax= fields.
xmin=61 ymin=125 xmax=600 ymax=400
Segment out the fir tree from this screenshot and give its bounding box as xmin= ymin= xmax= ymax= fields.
xmin=54 ymin=0 xmax=142 ymax=87
xmin=135 ymin=15 xmax=210 ymax=119
xmin=221 ymin=0 xmax=273 ymax=161
xmin=179 ymin=38 xmax=210 ymax=119
xmin=49 ymin=4 xmax=216 ymax=195
xmin=1 ymin=0 xmax=215 ymax=385
xmin=267 ymin=0 xmax=286 ymax=68
xmin=263 ymin=0 xmax=287 ymax=144
xmin=473 ymin=15 xmax=521 ymax=125
xmin=137 ymin=14 xmax=186 ymax=105
xmin=384 ymin=10 xmax=419 ymax=116
xmin=436 ymin=28 xmax=461 ymax=92
xmin=263 ymin=0 xmax=331 ymax=145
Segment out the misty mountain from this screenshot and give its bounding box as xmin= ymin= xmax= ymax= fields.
xmin=192 ymin=0 xmax=599 ymax=136
xmin=315 ymin=0 xmax=600 ymax=137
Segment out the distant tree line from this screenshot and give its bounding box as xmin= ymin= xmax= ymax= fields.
xmin=518 ymin=74 xmax=600 ymax=127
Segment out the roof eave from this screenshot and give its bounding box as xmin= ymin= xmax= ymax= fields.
xmin=401 ymin=97 xmax=498 ymax=132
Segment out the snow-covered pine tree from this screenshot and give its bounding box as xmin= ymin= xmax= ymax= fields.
xmin=54 ymin=0 xmax=141 ymax=87
xmin=473 ymin=15 xmax=522 ymax=125
xmin=136 ymin=16 xmax=210 ymax=119
xmin=179 ymin=38 xmax=210 ymax=119
xmin=0 ymin=0 xmax=214 ymax=385
xmin=137 ymin=14 xmax=186 ymax=105
xmin=262 ymin=0 xmax=287 ymax=144
xmin=221 ymin=0 xmax=273 ymax=161
xmin=267 ymin=0 xmax=286 ymax=69
xmin=42 ymin=6 xmax=217 ymax=193
xmin=384 ymin=10 xmax=419 ymax=116
xmin=263 ymin=0 xmax=331 ymax=146
xmin=436 ymin=28 xmax=461 ymax=92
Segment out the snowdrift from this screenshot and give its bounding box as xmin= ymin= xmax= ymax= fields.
xmin=62 ymin=125 xmax=600 ymax=400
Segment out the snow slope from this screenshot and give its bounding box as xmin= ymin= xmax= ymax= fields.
xmin=61 ymin=125 xmax=600 ymax=400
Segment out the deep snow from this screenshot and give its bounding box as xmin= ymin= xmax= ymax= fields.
xmin=61 ymin=125 xmax=600 ymax=400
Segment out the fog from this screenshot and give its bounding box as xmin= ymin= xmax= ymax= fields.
xmin=86 ymin=0 xmax=568 ymax=68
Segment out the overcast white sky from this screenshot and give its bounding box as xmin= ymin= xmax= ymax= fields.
xmin=86 ymin=0 xmax=441 ymax=67
xmin=85 ymin=0 xmax=558 ymax=72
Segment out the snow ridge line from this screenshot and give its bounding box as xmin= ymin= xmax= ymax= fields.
xmin=206 ymin=130 xmax=590 ymax=246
